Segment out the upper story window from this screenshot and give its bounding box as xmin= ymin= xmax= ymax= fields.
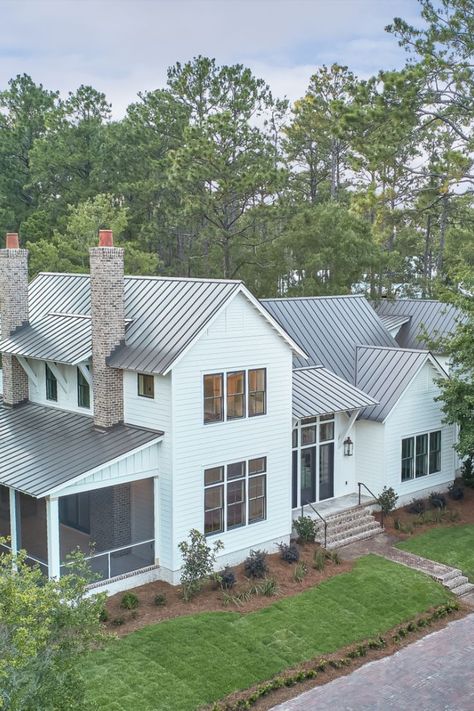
xmin=45 ymin=364 xmax=58 ymax=402
xmin=401 ymin=430 xmax=441 ymax=482
xmin=77 ymin=368 xmax=90 ymax=409
xmin=203 ymin=368 xmax=267 ymax=424
xmin=138 ymin=373 xmax=154 ymax=399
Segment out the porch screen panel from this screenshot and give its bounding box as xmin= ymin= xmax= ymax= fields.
xmin=0 ymin=485 xmax=10 ymax=543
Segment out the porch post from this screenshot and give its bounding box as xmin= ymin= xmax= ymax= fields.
xmin=153 ymin=476 xmax=159 ymax=565
xmin=46 ymin=496 xmax=60 ymax=579
xmin=9 ymin=487 xmax=20 ymax=554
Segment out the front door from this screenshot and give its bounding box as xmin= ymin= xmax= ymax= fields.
xmin=319 ymin=442 xmax=334 ymax=500
xmin=300 ymin=446 xmax=316 ymax=505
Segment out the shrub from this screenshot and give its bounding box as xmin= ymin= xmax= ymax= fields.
xmin=448 ymin=483 xmax=464 ymax=501
xmin=394 ymin=519 xmax=414 ymax=534
xmin=377 ymin=486 xmax=398 ymax=515
xmin=293 ymin=515 xmax=317 ymax=543
xmin=259 ymin=577 xmax=279 ymax=597
xmin=120 ymin=592 xmax=139 ymax=610
xmin=178 ymin=529 xmax=224 ymax=601
xmin=244 ymin=549 xmax=269 ymax=579
xmin=99 ymin=607 xmax=109 ymax=623
xmin=408 ymin=498 xmax=425 ymax=514
xmin=218 ymin=566 xmax=236 ymax=590
xmin=277 ymin=542 xmax=300 ymax=564
xmin=461 ymin=456 xmax=474 ymax=488
xmin=313 ymin=549 xmax=326 ymax=571
xmin=154 ymin=593 xmax=167 ymax=607
xmin=330 ymin=551 xmax=342 ymax=565
xmin=293 ymin=562 xmax=308 ymax=583
xmin=111 ymin=616 xmax=125 ymax=626
xmin=429 ymin=491 xmax=447 ymax=509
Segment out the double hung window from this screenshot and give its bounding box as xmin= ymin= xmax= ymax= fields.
xmin=203 ymin=368 xmax=266 ymax=423
xmin=401 ymin=430 xmax=442 ymax=482
xmin=45 ymin=364 xmax=58 ymax=402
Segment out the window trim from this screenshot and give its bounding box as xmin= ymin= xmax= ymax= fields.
xmin=137 ymin=373 xmax=155 ymax=399
xmin=203 ymin=367 xmax=267 ymax=425
xmin=401 ymin=429 xmax=442 ymax=482
xmin=204 ymin=455 xmax=267 ymax=535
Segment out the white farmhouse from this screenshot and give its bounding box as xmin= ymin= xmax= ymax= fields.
xmin=0 ymin=232 xmax=460 ymax=593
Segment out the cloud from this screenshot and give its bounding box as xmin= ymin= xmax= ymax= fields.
xmin=0 ymin=0 xmax=421 ymax=115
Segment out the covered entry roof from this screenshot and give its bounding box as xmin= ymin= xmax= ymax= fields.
xmin=292 ymin=366 xmax=378 ymax=419
xmin=0 ymin=401 xmax=163 ymax=497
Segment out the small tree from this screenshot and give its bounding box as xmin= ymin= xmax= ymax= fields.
xmin=378 ymin=486 xmax=399 ymax=516
xmin=178 ymin=529 xmax=223 ymax=601
xmin=0 ymin=540 xmax=107 ymax=710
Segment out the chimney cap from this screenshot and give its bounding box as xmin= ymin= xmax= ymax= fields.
xmin=98 ymin=229 xmax=114 ymax=247
xmin=6 ymin=233 xmax=19 ymax=249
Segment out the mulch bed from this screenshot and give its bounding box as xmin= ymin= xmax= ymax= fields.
xmin=104 ymin=543 xmax=352 ymax=635
xmin=375 ymin=480 xmax=474 ymax=539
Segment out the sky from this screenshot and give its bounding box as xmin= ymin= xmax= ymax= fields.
xmin=0 ymin=0 xmax=422 ymax=116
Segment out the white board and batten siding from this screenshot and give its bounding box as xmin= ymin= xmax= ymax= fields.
xmin=123 ymin=371 xmax=173 ymax=570
xmin=27 ymin=360 xmax=95 ymax=415
xmin=170 ymin=292 xmax=294 ymax=578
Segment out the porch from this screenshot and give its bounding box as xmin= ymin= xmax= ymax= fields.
xmin=0 ymin=478 xmax=157 ymax=582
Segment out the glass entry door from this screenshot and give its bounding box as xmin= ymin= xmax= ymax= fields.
xmin=319 ymin=442 xmax=334 ymax=500
xmin=300 ymin=446 xmax=316 ymax=505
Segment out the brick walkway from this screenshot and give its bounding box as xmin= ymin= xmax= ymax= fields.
xmin=272 ymin=614 xmax=474 ymax=710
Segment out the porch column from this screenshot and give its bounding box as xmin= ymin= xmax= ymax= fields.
xmin=153 ymin=476 xmax=159 ymax=565
xmin=9 ymin=487 xmax=20 ymax=554
xmin=46 ymin=497 xmax=60 ymax=579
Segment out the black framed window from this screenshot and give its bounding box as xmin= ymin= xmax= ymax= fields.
xmin=204 ymin=373 xmax=224 ymax=423
xmin=248 ymin=368 xmax=266 ymax=417
xmin=401 ymin=431 xmax=441 ymax=481
xmin=429 ymin=431 xmax=442 ymax=473
xmin=77 ymin=368 xmax=90 ymax=409
xmin=227 ymin=371 xmax=245 ymax=420
xmin=138 ymin=373 xmax=154 ymax=398
xmin=401 ymin=437 xmax=414 ymax=481
xmin=45 ymin=364 xmax=58 ymax=402
xmin=415 ymin=434 xmax=428 ymax=477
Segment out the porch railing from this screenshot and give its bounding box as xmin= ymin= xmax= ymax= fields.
xmin=60 ymin=538 xmax=155 ymax=581
xmin=301 ymin=500 xmax=328 ymax=549
xmin=357 ymin=481 xmax=383 ymax=529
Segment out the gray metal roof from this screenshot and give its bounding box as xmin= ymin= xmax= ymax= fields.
xmin=355 ymin=346 xmax=441 ymax=421
xmin=374 ymin=299 xmax=462 ymax=350
xmin=292 ymin=366 xmax=378 ymax=419
xmin=0 ymin=400 xmax=163 ymax=497
xmin=263 ymin=296 xmax=397 ymax=382
xmin=379 ymin=314 xmax=411 ymax=333
xmin=0 ymin=314 xmax=92 ymax=365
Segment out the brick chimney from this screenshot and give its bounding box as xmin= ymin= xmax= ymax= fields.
xmin=90 ymin=230 xmax=125 ymax=429
xmin=0 ymin=233 xmax=29 ymax=406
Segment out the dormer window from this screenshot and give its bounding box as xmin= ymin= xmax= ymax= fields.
xmin=45 ymin=364 xmax=58 ymax=402
xmin=77 ymin=368 xmax=90 ymax=409
xmin=138 ymin=373 xmax=154 ymax=399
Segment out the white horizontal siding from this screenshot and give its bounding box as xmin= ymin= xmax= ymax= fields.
xmin=354 ymin=420 xmax=386 ymax=497
xmin=170 ymin=292 xmax=294 ymax=573
xmin=384 ymin=362 xmax=456 ymax=501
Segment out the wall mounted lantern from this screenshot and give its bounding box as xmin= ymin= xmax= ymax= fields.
xmin=343 ymin=436 xmax=354 ymax=456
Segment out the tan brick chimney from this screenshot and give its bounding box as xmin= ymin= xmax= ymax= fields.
xmin=0 ymin=233 xmax=29 ymax=406
xmin=89 ymin=230 xmax=125 ymax=429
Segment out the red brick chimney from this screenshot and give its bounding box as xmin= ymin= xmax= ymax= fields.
xmin=0 ymin=233 xmax=29 ymax=406
xmin=89 ymin=229 xmax=125 ymax=429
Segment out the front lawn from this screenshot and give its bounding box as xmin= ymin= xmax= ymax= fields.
xmin=397 ymin=524 xmax=474 ymax=581
xmin=83 ymin=556 xmax=450 ymax=711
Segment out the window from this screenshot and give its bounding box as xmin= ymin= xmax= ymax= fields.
xmin=45 ymin=364 xmax=58 ymax=402
xmin=401 ymin=430 xmax=441 ymax=481
xmin=249 ymin=368 xmax=266 ymax=417
xmin=203 ymin=367 xmax=267 ymax=423
xmin=138 ymin=373 xmax=154 ymax=398
xmin=204 ymin=374 xmax=224 ymax=423
xmin=204 ymin=457 xmax=267 ymax=534
xmin=227 ymin=371 xmax=245 ymax=419
xmin=77 ymin=368 xmax=90 ymax=409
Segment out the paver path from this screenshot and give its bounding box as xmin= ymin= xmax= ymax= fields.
xmin=272 ymin=613 xmax=474 ymax=710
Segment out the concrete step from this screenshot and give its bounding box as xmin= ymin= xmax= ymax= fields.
xmin=325 ymin=527 xmax=383 ymax=550
xmin=450 ymin=582 xmax=474 ymax=597
xmin=438 ymin=568 xmax=463 ymax=584
xmin=444 ymin=575 xmax=469 ymax=590
xmin=320 ymin=521 xmax=382 ymax=546
xmin=322 ymin=514 xmax=379 ymax=536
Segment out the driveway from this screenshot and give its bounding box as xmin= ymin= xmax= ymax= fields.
xmin=272 ymin=613 xmax=474 ymax=710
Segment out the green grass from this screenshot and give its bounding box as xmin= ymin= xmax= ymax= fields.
xmin=83 ymin=555 xmax=450 ymax=711
xmin=397 ymin=524 xmax=474 ymax=582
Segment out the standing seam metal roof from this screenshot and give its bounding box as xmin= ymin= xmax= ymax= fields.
xmin=292 ymin=366 xmax=378 ymax=419
xmin=0 ymin=400 xmax=163 ymax=497
xmin=374 ymin=299 xmax=462 ymax=350
xmin=0 ymin=314 xmax=92 ymax=364
xmin=263 ymin=296 xmax=397 ymax=382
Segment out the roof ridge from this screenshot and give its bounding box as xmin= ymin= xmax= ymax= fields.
xmin=356 ymin=345 xmax=429 ymax=354
xmin=263 ymin=294 xmax=366 ymax=302
xmin=37 ymin=272 xmax=243 ymax=285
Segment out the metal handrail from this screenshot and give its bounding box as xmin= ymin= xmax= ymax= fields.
xmin=301 ymin=500 xmax=328 ymax=549
xmin=357 ymin=481 xmax=384 ymax=529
